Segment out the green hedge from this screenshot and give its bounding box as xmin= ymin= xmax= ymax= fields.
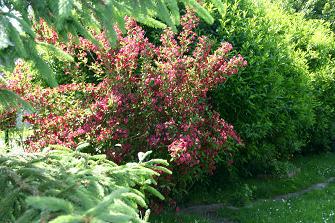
xmin=201 ymin=0 xmax=335 ymax=174
xmin=278 ymin=0 xmax=335 ymax=32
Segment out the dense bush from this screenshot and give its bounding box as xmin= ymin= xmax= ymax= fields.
xmin=278 ymin=0 xmax=335 ymax=31
xmin=272 ymin=0 xmax=335 ymax=152
xmin=252 ymin=0 xmax=335 ymax=153
xmin=200 ymin=0 xmax=335 ymax=174
xmin=3 ymin=11 xmax=246 ymax=195
xmin=0 ymin=148 xmax=170 ymax=222
xmin=255 ymin=0 xmax=335 ymax=154
xmin=309 ymin=64 xmax=335 ymax=152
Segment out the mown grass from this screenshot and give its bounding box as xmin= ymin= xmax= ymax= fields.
xmin=150 ymin=212 xmax=209 ymax=223
xmin=220 ymin=182 xmax=335 ymax=222
xmin=187 ymin=152 xmax=335 ymax=206
xmin=154 ymin=152 xmax=335 ymax=222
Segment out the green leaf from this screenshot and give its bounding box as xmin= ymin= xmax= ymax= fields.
xmin=98 ymin=213 xmax=132 ymax=222
xmin=125 ymin=166 xmax=160 ymax=176
xmin=145 ymin=159 xmax=169 ymax=166
xmin=122 ymin=192 xmax=147 ymax=208
xmin=49 ymin=215 xmax=83 ymax=223
xmin=0 ymin=17 xmax=14 ymax=49
xmin=151 ymin=165 xmax=172 ymax=175
xmin=0 ymin=189 xmax=21 ymax=220
xmin=210 ymin=0 xmax=228 ymax=19
xmin=144 ymin=209 xmax=151 ymax=222
xmin=71 ymin=19 xmax=101 ymax=47
xmin=37 ymin=42 xmax=74 ymax=62
xmin=85 ymin=188 xmax=128 ymax=217
xmin=26 ymin=196 xmax=74 ymax=213
xmin=156 ymin=0 xmax=177 ymax=32
xmin=59 ymin=0 xmax=74 ymax=19
xmin=109 ymin=4 xmax=126 ymax=34
xmin=165 ymin=0 xmax=180 ymax=25
xmin=0 ymin=89 xmax=34 ymax=113
xmin=110 ymin=199 xmax=139 ymax=218
xmin=184 ymin=0 xmax=214 ymax=24
xmin=143 ymin=185 xmax=165 ymax=200
xmin=134 ymin=16 xmax=167 ymax=29
xmin=5 ymin=13 xmax=35 ymax=38
xmin=138 ymin=151 xmax=152 ymax=163
xmin=95 ymin=3 xmax=118 ymax=46
xmin=30 ymin=52 xmax=58 ymax=87
xmin=15 ymin=210 xmax=38 ymax=223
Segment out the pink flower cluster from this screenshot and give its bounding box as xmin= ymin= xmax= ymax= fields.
xmin=5 ymin=11 xmax=247 ymax=184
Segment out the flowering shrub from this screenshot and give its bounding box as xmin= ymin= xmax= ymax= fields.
xmin=5 ymin=11 xmax=247 ymax=194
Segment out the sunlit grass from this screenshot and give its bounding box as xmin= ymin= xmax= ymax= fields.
xmin=220 ymin=182 xmax=335 ymax=223
xmin=150 ymin=212 xmax=209 ymax=223
xmin=187 ymin=153 xmax=335 ymax=206
xmin=155 ymin=153 xmax=335 ymax=223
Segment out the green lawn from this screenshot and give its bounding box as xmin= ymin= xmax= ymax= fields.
xmin=152 ymin=152 xmax=335 ymax=223
xmin=151 ymin=212 xmax=209 ymax=223
xmin=220 ymin=182 xmax=335 ymax=222
xmin=187 ymin=152 xmax=335 ymax=206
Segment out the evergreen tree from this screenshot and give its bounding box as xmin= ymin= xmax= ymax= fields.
xmin=0 ymin=148 xmax=170 ymax=222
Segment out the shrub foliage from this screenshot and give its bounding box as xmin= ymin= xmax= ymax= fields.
xmin=202 ymin=0 xmax=335 ymax=173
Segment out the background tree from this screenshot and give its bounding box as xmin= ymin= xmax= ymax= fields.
xmin=279 ymin=0 xmax=335 ymax=31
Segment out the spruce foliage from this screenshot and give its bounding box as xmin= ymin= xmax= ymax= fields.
xmin=0 ymin=0 xmax=220 ymax=79
xmin=0 ymin=89 xmax=34 ymax=113
xmin=0 ymin=148 xmax=170 ymax=222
